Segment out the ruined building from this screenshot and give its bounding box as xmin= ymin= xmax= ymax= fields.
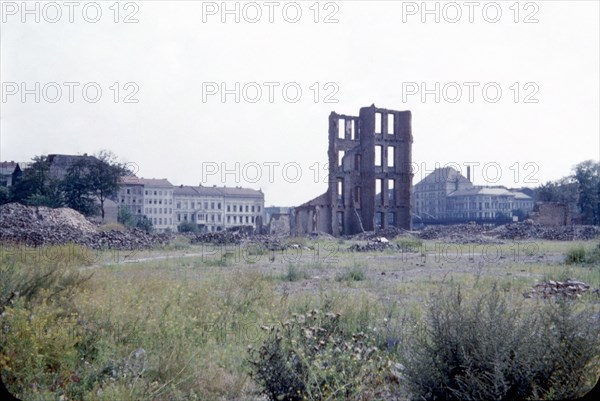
xmin=295 ymin=105 xmax=413 ymax=236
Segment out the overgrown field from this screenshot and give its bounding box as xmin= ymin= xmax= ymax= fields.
xmin=1 ymin=237 xmax=600 ymax=400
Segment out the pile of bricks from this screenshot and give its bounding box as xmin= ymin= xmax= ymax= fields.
xmin=0 ymin=203 xmax=171 ymax=249
xmin=492 ymin=222 xmax=600 ymax=241
xmin=416 ymin=224 xmax=500 ymax=244
xmin=523 ymin=279 xmax=595 ymax=299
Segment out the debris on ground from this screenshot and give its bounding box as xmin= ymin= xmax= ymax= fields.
xmin=492 ymin=221 xmax=600 ymax=241
xmin=0 ymin=203 xmax=171 ymax=249
xmin=415 ymin=224 xmax=501 ymax=244
xmin=415 ymin=221 xmax=600 ymax=243
xmin=351 ymin=227 xmax=408 ymax=241
xmin=523 ymin=279 xmax=596 ymax=299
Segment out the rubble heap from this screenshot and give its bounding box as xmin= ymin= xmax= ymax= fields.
xmin=492 ymin=221 xmax=600 ymax=241
xmin=416 ymin=224 xmax=500 ymax=244
xmin=0 ymin=203 xmax=171 ymax=249
xmin=523 ymin=279 xmax=595 ymax=299
xmin=352 ymin=227 xmax=407 ymax=241
xmin=347 ymin=237 xmax=416 ymax=252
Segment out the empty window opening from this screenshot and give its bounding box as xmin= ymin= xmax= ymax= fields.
xmin=376 ymin=179 xmax=383 ymax=204
xmin=375 ymin=212 xmax=384 ymax=228
xmin=387 ymin=146 xmax=395 ymax=167
xmin=354 ymin=186 xmax=361 ymax=203
xmin=388 ymin=179 xmax=395 ymax=202
xmin=387 ymin=212 xmax=396 ymax=226
xmin=337 ymin=211 xmax=344 ymax=233
xmin=337 ymin=179 xmax=344 ymax=203
xmin=387 ymin=114 xmax=395 ymax=134
xmin=375 ymin=113 xmax=382 ymax=134
xmin=375 ymin=145 xmax=383 ymax=167
xmin=338 ymin=150 xmax=345 ymax=167
xmin=350 ymin=120 xmax=356 ymax=140
xmin=338 ymin=119 xmax=345 ymax=139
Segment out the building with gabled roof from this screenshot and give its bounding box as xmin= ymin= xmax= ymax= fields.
xmin=413 ymin=167 xmax=534 ymax=224
xmin=0 ymin=162 xmax=22 ymax=187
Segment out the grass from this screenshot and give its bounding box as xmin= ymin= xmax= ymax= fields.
xmin=336 ymin=263 xmax=367 ymax=282
xmin=1 ymin=239 xmax=599 ymax=400
xmin=281 ymin=263 xmax=311 ymax=282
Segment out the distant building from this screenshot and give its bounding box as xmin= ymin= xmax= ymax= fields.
xmin=118 ymin=177 xmax=174 ymax=232
xmin=413 ymin=167 xmax=534 ymax=224
xmin=0 ymin=162 xmax=22 ymax=187
xmin=47 ymin=154 xmax=98 ymax=180
xmin=446 ymin=186 xmax=534 ymax=221
xmin=173 ymin=185 xmax=264 ymax=232
xmin=413 ymin=167 xmax=472 ymax=221
xmin=119 ymin=178 xmax=265 ymax=233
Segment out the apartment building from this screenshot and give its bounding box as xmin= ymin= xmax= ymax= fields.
xmin=413 ymin=167 xmax=534 ymax=224
xmin=446 ymin=186 xmax=534 ymax=220
xmin=118 ymin=176 xmax=174 ymax=232
xmin=413 ymin=167 xmax=472 ymax=220
xmin=118 ymin=181 xmax=264 ymax=233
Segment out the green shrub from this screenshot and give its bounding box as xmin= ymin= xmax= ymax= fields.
xmin=282 ymin=264 xmax=311 ymax=282
xmin=336 ymin=264 xmax=366 ymax=282
xmin=247 ymin=309 xmax=391 ymax=400
xmin=178 ymin=221 xmax=199 ymax=233
xmin=565 ymin=244 xmax=600 ymax=265
xmin=394 ymin=236 xmax=423 ymax=252
xmin=402 ymin=285 xmax=600 ymax=401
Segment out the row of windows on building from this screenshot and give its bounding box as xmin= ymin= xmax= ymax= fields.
xmin=146 ymin=207 xmax=172 ymax=215
xmin=120 ymin=197 xmax=173 ymax=205
xmin=151 ymin=217 xmax=173 ymax=226
xmin=176 ymin=213 xmax=257 ymax=225
xmin=336 ymin=179 xmax=398 ymax=206
xmin=175 ymin=201 xmax=261 ymax=213
xmin=336 ymin=113 xmax=397 ymax=141
xmin=336 ymin=210 xmax=397 ymax=230
xmin=124 ymin=188 xmax=174 ymax=197
xmin=336 ymin=146 xmax=400 ymax=171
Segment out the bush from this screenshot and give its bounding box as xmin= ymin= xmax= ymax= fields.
xmin=282 ymin=264 xmax=311 ymax=282
xmin=247 ymin=309 xmax=391 ymax=400
xmin=117 ymin=206 xmax=136 ymax=227
xmin=402 ymin=285 xmax=600 ymax=401
xmin=336 ymin=264 xmax=366 ymax=282
xmin=178 ymin=221 xmax=199 ymax=233
xmin=136 ymin=216 xmax=153 ymax=233
xmin=565 ymin=244 xmax=600 ymax=265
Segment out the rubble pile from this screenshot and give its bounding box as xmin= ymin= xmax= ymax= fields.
xmin=352 ymin=227 xmax=407 ymax=241
xmin=348 ymin=237 xmax=403 ymax=252
xmin=189 ymin=230 xmax=309 ymax=252
xmin=416 ymin=224 xmax=500 ymax=244
xmin=0 ymin=203 xmax=171 ymax=249
xmin=189 ymin=231 xmax=246 ymax=245
xmin=523 ymin=279 xmax=596 ymax=299
xmin=493 ymin=221 xmax=600 ymax=241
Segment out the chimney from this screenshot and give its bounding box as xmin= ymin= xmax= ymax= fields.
xmin=467 ymin=166 xmax=471 ymax=182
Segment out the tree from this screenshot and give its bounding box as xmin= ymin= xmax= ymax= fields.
xmin=0 ymin=186 xmax=9 ymax=205
xmin=178 ymin=221 xmax=198 ymax=233
xmin=62 ymin=151 xmax=128 ymax=220
xmin=62 ymin=158 xmax=99 ymax=216
xmin=117 ymin=205 xmax=136 ymax=227
xmin=136 ymin=216 xmax=153 ymax=233
xmin=573 ymin=160 xmax=600 ymax=225
xmin=10 ymin=156 xmax=64 ymax=207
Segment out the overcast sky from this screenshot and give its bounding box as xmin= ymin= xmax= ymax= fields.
xmin=1 ymin=0 xmax=598 ymax=206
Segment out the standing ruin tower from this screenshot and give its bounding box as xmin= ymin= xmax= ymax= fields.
xmin=295 ymin=105 xmax=413 ymax=236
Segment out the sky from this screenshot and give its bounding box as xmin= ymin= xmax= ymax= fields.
xmin=1 ymin=0 xmax=599 ymax=206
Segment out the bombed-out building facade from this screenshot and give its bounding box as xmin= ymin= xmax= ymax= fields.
xmin=295 ymin=105 xmax=413 ymax=236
